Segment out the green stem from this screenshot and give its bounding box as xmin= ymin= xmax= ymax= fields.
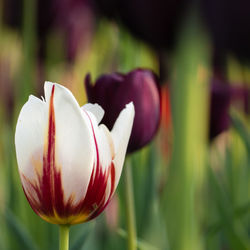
xmin=59 ymin=225 xmax=69 ymax=250
xmin=124 ymin=158 xmax=137 ymax=250
xmin=21 ymin=0 xmax=36 ymax=104
xmin=163 ymin=12 xmax=210 ymax=250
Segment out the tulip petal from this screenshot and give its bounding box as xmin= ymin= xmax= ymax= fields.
xmin=82 ymin=103 xmax=104 ymax=124
xmin=79 ymin=107 xmax=116 ymax=219
xmin=15 ymin=95 xmax=46 ymax=181
xmin=44 ymin=82 xmax=95 ymax=204
xmin=81 ymin=107 xmax=114 ymax=182
xmin=111 ymin=102 xmax=135 ymax=187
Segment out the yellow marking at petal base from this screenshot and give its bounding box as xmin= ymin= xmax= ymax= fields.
xmin=39 ymin=211 xmax=89 ymax=225
xmin=31 ymin=154 xmax=43 ymax=178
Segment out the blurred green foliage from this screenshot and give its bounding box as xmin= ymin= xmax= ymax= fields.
xmin=0 ymin=3 xmax=249 ymax=250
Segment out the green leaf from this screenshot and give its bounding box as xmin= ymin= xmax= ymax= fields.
xmin=207 ymin=201 xmax=250 ymax=235
xmin=70 ymin=223 xmax=94 ymax=250
xmin=117 ymin=228 xmax=160 ymax=250
xmin=4 ymin=210 xmax=38 ymax=250
xmin=208 ymin=167 xmax=250 ymax=250
xmin=231 ymin=114 xmax=250 ymax=155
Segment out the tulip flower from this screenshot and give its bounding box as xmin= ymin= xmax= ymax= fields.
xmin=209 ymin=77 xmax=250 ymax=140
xmin=85 ymin=69 xmax=160 ymax=250
xmin=15 ymin=82 xmax=134 ymax=226
xmin=209 ymin=79 xmax=231 ymax=139
xmin=85 ymin=69 xmax=161 ymax=153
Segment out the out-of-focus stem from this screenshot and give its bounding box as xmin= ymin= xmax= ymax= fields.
xmin=59 ymin=225 xmax=69 ymax=250
xmin=124 ymin=158 xmax=137 ymax=250
xmin=21 ymin=0 xmax=36 ymax=103
xmin=163 ymin=12 xmax=210 ymax=250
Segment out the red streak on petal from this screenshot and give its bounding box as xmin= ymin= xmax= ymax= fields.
xmin=88 ymin=162 xmax=116 ymax=220
xmin=22 ymin=85 xmax=64 ymax=218
xmin=42 ymin=85 xmax=66 ymax=218
xmin=80 ymin=111 xmax=106 ymax=214
xmin=41 ymin=84 xmax=56 ymax=215
xmin=81 ymin=111 xmax=116 ymax=221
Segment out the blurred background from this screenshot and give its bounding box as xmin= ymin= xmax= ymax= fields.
xmin=0 ymin=0 xmax=249 ymax=249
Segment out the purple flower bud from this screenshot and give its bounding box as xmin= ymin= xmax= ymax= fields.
xmin=209 ymin=78 xmax=231 ymax=139
xmin=231 ymin=85 xmax=250 ymax=115
xmin=209 ymin=77 xmax=250 ymax=140
xmin=85 ymin=69 xmax=161 ymax=153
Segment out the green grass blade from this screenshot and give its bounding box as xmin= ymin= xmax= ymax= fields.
xmin=4 ymin=210 xmax=39 ymax=250
xmin=70 ymin=223 xmax=94 ymax=250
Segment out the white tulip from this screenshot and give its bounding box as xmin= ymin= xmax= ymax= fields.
xmin=15 ymin=82 xmax=134 ymax=225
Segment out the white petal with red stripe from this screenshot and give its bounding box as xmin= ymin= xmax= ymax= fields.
xmin=111 ymin=102 xmax=135 ymax=188
xmin=44 ymin=82 xmax=95 ymax=204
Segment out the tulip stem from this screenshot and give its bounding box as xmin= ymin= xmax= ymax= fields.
xmin=124 ymin=158 xmax=137 ymax=250
xmin=59 ymin=225 xmax=69 ymax=250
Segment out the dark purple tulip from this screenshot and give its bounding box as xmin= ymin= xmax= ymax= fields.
xmin=209 ymin=77 xmax=250 ymax=140
xmin=54 ymin=0 xmax=94 ymax=61
xmin=202 ymin=0 xmax=250 ymax=62
xmin=92 ymin=0 xmax=188 ymax=50
xmin=233 ymin=87 xmax=250 ymax=115
xmin=85 ymin=69 xmax=161 ymax=153
xmin=209 ymin=78 xmax=231 ymax=139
